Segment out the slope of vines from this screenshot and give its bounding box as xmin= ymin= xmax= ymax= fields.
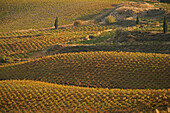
xmin=0 ymin=80 xmax=169 ymax=112
xmin=0 ymin=25 xmax=113 ymax=59
xmin=0 ymin=51 xmax=169 ymax=89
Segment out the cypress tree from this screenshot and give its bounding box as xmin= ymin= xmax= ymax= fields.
xmin=136 ymin=15 xmax=140 ymax=25
xmin=163 ymin=16 xmax=168 ymax=34
xmin=54 ymin=17 xmax=58 ymax=29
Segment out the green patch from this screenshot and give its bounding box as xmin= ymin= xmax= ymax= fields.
xmin=69 ymin=30 xmax=115 ymax=44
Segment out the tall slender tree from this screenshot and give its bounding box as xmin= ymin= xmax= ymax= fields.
xmin=163 ymin=16 xmax=168 ymax=34
xmin=136 ymin=15 xmax=140 ymax=25
xmin=54 ymin=17 xmax=58 ymax=29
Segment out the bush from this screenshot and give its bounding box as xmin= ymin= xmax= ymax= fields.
xmin=105 ymin=16 xmax=116 ymax=24
xmin=89 ymin=35 xmax=95 ymax=39
xmin=74 ymin=20 xmax=83 ymax=27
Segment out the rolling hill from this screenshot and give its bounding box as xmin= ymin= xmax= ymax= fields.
xmin=0 ymin=0 xmax=170 ymax=112
xmin=0 ymin=80 xmax=169 ymax=112
xmin=1 ymin=51 xmax=169 ymax=89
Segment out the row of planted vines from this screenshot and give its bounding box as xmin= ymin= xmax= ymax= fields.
xmin=0 ymin=25 xmax=111 ymax=38
xmin=0 ymin=80 xmax=169 ymax=112
xmin=1 ymin=51 xmax=169 ymax=89
xmin=0 ymin=25 xmax=114 ymax=59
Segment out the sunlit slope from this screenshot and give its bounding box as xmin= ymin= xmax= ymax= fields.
xmin=0 ymin=0 xmax=122 ymax=32
xmin=1 ymin=51 xmax=169 ymax=89
xmin=0 ymin=80 xmax=169 ymax=112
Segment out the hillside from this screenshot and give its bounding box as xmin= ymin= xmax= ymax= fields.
xmin=1 ymin=0 xmax=169 ymax=32
xmin=0 ymin=80 xmax=169 ymax=112
xmin=0 ymin=0 xmax=170 ymax=112
xmin=0 ymin=0 xmax=169 ymax=61
xmin=1 ymin=51 xmax=169 ymax=89
xmin=0 ymin=0 xmax=125 ymax=32
xmin=0 ymin=25 xmax=114 ymax=60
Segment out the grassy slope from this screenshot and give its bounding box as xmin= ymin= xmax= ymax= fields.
xmin=1 ymin=0 xmax=169 ymax=32
xmin=0 ymin=0 xmax=126 ymax=32
xmin=0 ymin=51 xmax=169 ymax=89
xmin=0 ymin=80 xmax=169 ymax=112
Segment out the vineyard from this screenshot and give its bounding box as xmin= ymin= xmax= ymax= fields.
xmin=0 ymin=0 xmax=170 ymax=112
xmin=0 ymin=80 xmax=169 ymax=112
xmin=0 ymin=24 xmax=169 ymax=60
xmin=1 ymin=51 xmax=169 ymax=89
xmin=0 ymin=25 xmax=114 ymax=59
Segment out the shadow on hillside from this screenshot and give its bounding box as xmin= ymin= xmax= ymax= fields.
xmin=143 ymin=9 xmax=170 ymax=21
xmin=49 ymin=44 xmax=170 ymax=55
xmin=114 ymin=20 xmax=136 ymax=27
xmin=113 ymin=30 xmax=170 ymax=42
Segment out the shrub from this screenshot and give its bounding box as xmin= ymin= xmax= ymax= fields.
xmin=89 ymin=35 xmax=95 ymax=39
xmin=54 ymin=17 xmax=58 ymax=29
xmin=105 ymin=16 xmax=116 ymax=24
xmin=74 ymin=20 xmax=83 ymax=27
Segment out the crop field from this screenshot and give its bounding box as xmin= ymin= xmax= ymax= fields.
xmin=0 ymin=0 xmax=170 ymax=112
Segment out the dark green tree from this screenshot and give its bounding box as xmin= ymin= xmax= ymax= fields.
xmin=136 ymin=15 xmax=140 ymax=25
xmin=54 ymin=17 xmax=58 ymax=29
xmin=163 ymin=16 xmax=168 ymax=34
